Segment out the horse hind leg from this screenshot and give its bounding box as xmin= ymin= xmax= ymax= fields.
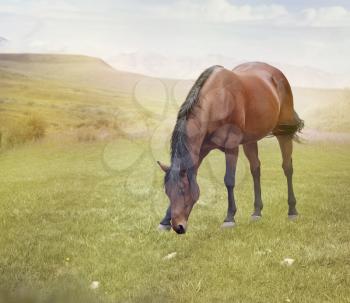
xmin=243 ymin=142 xmax=263 ymax=219
xmin=277 ymin=135 xmax=298 ymax=219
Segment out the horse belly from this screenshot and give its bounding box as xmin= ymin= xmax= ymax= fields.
xmin=242 ymin=82 xmax=280 ymax=141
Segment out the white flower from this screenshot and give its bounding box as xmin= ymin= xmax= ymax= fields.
xmin=90 ymin=281 xmax=100 ymax=289
xmin=281 ymin=258 xmax=295 ymax=266
xmin=163 ymin=252 xmax=177 ymax=260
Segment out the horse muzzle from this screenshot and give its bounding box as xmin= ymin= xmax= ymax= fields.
xmin=172 ymin=222 xmax=187 ymax=234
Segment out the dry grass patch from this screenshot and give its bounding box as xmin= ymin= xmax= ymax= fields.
xmin=0 ymin=114 xmax=47 ymax=149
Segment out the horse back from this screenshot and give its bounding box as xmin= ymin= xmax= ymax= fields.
xmin=196 ymin=63 xmax=298 ymax=142
xmin=234 ymin=62 xmax=296 ymax=125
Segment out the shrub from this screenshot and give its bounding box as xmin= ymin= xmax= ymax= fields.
xmin=25 ymin=114 xmax=47 ymax=140
xmin=0 ymin=114 xmax=47 ymax=149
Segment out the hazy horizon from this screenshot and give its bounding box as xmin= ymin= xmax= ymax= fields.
xmin=1 ymin=0 xmax=350 ymax=86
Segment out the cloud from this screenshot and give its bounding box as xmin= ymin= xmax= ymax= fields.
xmin=1 ymin=1 xmax=349 ymax=27
xmin=152 ymin=0 xmax=288 ymax=24
xmin=149 ymin=1 xmax=350 ymax=27
xmin=1 ymin=0 xmax=349 ymax=76
xmin=301 ymin=6 xmax=350 ymax=27
xmin=0 ymin=3 xmax=17 ymax=14
xmin=0 ymin=1 xmax=105 ymax=21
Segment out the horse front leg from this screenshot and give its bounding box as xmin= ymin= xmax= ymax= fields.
xmin=243 ymin=142 xmax=263 ymax=220
xmin=222 ymin=147 xmax=239 ymax=228
xmin=158 ymin=205 xmax=172 ymax=231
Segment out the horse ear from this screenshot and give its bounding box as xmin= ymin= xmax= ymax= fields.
xmin=157 ymin=161 xmax=169 ymax=173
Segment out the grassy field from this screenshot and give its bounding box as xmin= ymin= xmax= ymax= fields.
xmin=1 ymin=54 xmax=350 ymax=302
xmin=1 ymin=54 xmax=350 ymax=139
xmin=0 ymin=139 xmax=349 ymax=303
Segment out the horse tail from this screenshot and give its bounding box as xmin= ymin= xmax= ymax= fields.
xmin=272 ymin=110 xmax=305 ymax=142
xmin=271 ymin=74 xmax=304 ymax=142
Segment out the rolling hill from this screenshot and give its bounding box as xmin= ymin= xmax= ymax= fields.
xmin=0 ymin=53 xmax=349 ymax=145
xmin=0 ymin=53 xmax=144 ymax=92
xmin=0 ymin=54 xmax=178 ymax=143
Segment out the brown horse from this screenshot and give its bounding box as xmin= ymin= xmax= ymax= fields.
xmin=157 ymin=62 xmax=304 ymax=234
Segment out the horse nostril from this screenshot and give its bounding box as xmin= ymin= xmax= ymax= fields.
xmin=175 ymin=224 xmax=186 ymax=234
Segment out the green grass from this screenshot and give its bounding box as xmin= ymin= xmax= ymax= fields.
xmin=1 ymin=54 xmax=350 ymax=302
xmin=0 ymin=139 xmax=349 ymax=303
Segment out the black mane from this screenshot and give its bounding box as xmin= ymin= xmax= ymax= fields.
xmin=165 ymin=65 xmax=222 ymax=185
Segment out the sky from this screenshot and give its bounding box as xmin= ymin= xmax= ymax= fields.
xmin=0 ymin=0 xmax=350 ymax=78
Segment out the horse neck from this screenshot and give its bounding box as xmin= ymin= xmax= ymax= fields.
xmin=185 ymin=115 xmax=208 ymax=172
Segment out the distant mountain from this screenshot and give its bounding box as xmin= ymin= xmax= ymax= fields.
xmin=274 ymin=64 xmax=350 ymax=89
xmin=107 ymin=52 xmax=241 ymax=80
xmin=107 ymin=52 xmax=350 ymax=89
xmin=0 ymin=53 xmax=178 ymax=115
xmin=0 ymin=53 xmax=154 ymax=93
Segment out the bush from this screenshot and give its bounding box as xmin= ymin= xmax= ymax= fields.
xmin=26 ymin=114 xmax=47 ymax=140
xmin=0 ymin=114 xmax=47 ymax=149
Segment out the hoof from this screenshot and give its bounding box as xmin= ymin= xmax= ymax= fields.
xmin=288 ymin=214 xmax=298 ymax=221
xmin=157 ymin=224 xmax=171 ymax=231
xmin=221 ymin=221 xmax=235 ymax=228
xmin=251 ymin=215 xmax=262 ymax=221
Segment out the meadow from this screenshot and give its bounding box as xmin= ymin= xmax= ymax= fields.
xmin=0 ymin=54 xmax=349 ymax=302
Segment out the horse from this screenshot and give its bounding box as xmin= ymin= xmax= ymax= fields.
xmin=157 ymin=62 xmax=304 ymax=234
